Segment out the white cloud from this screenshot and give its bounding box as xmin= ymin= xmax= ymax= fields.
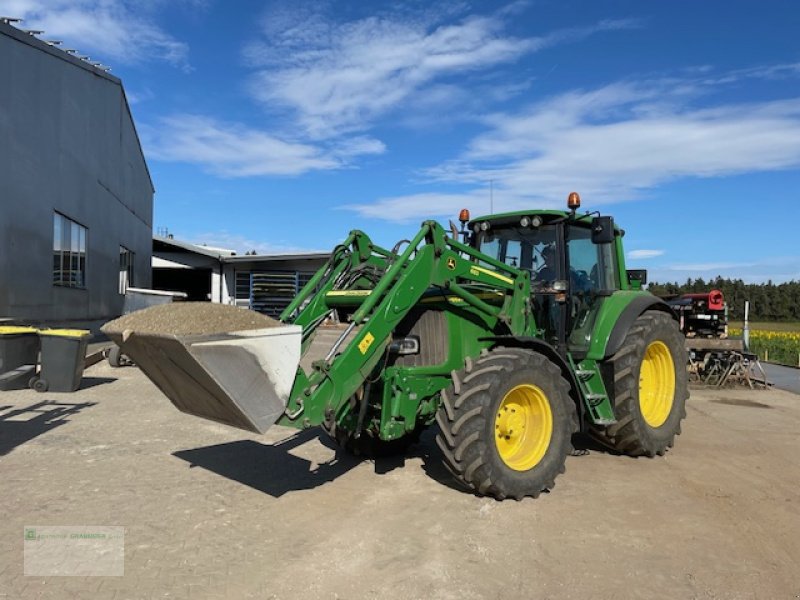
xmin=340 ymin=191 xmax=493 ymax=224
xmin=143 ymin=114 xmax=384 ymax=177
xmin=344 ymin=76 xmax=800 ymax=222
xmin=627 ymin=249 xmax=665 ymax=260
xmin=3 ymin=0 xmax=191 ymax=68
xmin=701 ymin=61 xmax=800 ymax=86
xmin=244 ymin=4 xmax=640 ymax=137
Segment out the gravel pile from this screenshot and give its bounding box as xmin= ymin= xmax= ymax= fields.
xmin=102 ymin=302 xmax=280 ymax=337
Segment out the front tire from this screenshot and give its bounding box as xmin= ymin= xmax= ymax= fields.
xmin=597 ymin=311 xmax=688 ymax=456
xmin=436 ymin=348 xmax=576 ymax=500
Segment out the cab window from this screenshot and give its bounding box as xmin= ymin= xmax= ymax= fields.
xmin=567 ymin=226 xmax=618 ymax=291
xmin=476 ymin=226 xmax=558 ymax=281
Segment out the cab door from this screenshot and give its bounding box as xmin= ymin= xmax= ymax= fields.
xmin=566 ymin=224 xmax=619 ymax=353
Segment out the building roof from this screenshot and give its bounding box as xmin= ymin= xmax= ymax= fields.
xmin=0 ymin=20 xmax=154 ymax=193
xmin=225 ymin=252 xmax=330 ymax=263
xmin=153 ymin=235 xmax=329 ymax=264
xmin=153 ymin=235 xmax=237 ymax=259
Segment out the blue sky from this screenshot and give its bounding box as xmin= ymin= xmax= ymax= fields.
xmin=7 ymin=0 xmax=800 ymax=283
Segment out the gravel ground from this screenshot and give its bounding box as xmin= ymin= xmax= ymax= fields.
xmin=1 ymin=364 xmax=799 ymax=599
xmin=102 ymin=303 xmax=279 ymax=337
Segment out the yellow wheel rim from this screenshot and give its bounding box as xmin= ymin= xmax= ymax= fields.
xmin=494 ymin=384 xmax=553 ymax=471
xmin=639 ymin=341 xmax=675 ymax=428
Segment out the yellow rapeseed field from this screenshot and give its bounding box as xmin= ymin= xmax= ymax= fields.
xmin=729 ymin=327 xmax=800 ymax=366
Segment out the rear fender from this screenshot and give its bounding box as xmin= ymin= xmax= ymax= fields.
xmin=589 ymin=293 xmax=676 ymax=360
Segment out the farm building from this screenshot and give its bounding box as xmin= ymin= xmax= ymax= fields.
xmin=0 ymin=20 xmax=153 ymax=329
xmin=152 ymin=235 xmax=328 ymax=316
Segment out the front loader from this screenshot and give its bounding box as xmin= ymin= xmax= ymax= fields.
xmin=106 ymin=193 xmax=688 ymax=500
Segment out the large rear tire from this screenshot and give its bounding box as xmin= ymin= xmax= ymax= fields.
xmin=435 ymin=348 xmax=576 ymax=500
xmin=597 ymin=311 xmax=688 ymax=456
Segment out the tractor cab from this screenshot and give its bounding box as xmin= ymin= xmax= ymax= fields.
xmin=465 ymin=193 xmax=623 ymax=355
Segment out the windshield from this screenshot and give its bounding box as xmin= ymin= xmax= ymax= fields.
xmin=477 ymin=225 xmax=558 ymax=283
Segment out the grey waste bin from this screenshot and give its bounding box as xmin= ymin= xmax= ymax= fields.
xmin=31 ymin=329 xmax=91 ymax=393
xmin=0 ymin=326 xmax=39 ymax=391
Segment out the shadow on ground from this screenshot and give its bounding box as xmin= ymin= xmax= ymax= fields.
xmin=171 ymin=426 xmax=616 ymax=498
xmin=173 ymin=429 xmax=364 ymax=498
xmin=0 ymin=400 xmax=97 ymax=456
xmin=414 ymin=428 xmax=472 ymax=494
xmin=173 ymin=427 xmax=469 ymax=497
xmin=77 ymin=376 xmax=116 ymax=390
xmin=571 ymin=432 xmax=622 ymax=455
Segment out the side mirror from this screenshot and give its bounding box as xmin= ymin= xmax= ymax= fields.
xmin=591 ymin=216 xmax=615 ymax=244
xmin=627 ymin=269 xmax=647 ymax=287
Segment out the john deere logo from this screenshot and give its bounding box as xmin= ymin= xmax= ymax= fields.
xmin=25 ymin=528 xmax=36 ymax=540
xmin=446 ymin=257 xmax=457 ymax=270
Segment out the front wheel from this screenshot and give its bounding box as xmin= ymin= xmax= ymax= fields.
xmin=436 ymin=348 xmax=576 ymax=500
xmin=596 ymin=311 xmax=689 ymax=456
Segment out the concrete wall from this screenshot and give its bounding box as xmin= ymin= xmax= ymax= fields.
xmin=0 ymin=23 xmax=153 ymax=326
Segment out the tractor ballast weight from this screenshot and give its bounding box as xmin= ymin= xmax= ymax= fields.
xmin=111 ymin=195 xmax=688 ymax=500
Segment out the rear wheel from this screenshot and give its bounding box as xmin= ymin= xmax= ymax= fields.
xmin=597 ymin=311 xmax=688 ymax=456
xmin=436 ymin=348 xmax=576 ymax=500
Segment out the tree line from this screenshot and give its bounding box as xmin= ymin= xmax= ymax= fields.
xmin=647 ymin=277 xmax=800 ymax=322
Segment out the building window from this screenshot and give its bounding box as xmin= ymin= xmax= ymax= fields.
xmin=119 ymin=246 xmax=134 ymax=294
xmin=53 ymin=213 xmax=87 ymax=288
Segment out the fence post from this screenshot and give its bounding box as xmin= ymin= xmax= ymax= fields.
xmin=743 ymin=301 xmax=750 ymax=351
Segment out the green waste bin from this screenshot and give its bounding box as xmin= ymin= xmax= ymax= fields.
xmin=0 ymin=326 xmax=39 ymax=391
xmin=31 ymin=329 xmax=91 ymax=393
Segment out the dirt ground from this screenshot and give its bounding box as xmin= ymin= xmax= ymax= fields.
xmin=1 ymin=362 xmax=799 ymax=599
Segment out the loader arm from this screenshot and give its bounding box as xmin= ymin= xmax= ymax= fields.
xmin=276 ymin=221 xmax=531 ymax=432
xmin=104 ymin=221 xmax=532 ymax=438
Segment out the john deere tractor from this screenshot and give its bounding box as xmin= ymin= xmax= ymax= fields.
xmin=106 ymin=193 xmax=688 ymax=500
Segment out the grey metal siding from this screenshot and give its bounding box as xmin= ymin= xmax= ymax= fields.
xmin=0 ymin=24 xmax=153 ymax=325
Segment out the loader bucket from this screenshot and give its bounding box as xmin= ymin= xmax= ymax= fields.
xmin=106 ymin=326 xmax=302 ymax=434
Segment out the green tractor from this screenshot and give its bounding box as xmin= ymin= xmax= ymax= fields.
xmin=106 ymin=193 xmax=688 ymax=500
